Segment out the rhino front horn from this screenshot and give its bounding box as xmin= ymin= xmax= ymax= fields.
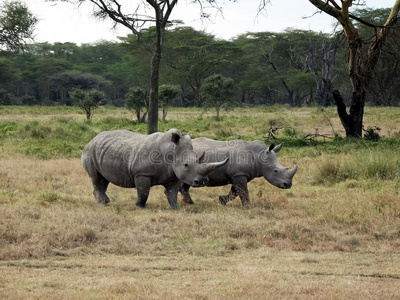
xmin=199 ymin=157 xmax=229 ymax=175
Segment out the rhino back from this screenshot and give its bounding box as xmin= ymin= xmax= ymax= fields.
xmin=192 ymin=138 xmax=266 ymax=184
xmin=83 ymin=130 xmax=174 ymax=187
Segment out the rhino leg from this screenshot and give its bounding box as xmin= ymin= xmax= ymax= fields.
xmin=164 ymin=181 xmax=180 ymax=210
xmin=135 ymin=176 xmax=152 ymax=208
xmin=179 ymin=183 xmax=194 ymax=204
xmin=90 ymin=172 xmax=110 ymax=204
xmin=231 ymin=176 xmax=251 ymax=207
xmin=219 ymin=185 xmax=239 ymax=206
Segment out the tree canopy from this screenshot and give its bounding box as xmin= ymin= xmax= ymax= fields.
xmin=0 ymin=1 xmax=38 ymax=52
xmin=1 ymin=7 xmax=400 ymax=113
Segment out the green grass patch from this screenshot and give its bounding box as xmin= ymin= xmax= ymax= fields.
xmin=0 ymin=106 xmax=399 ymax=160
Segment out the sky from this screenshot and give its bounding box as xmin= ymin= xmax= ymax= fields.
xmin=26 ymin=0 xmax=396 ymax=45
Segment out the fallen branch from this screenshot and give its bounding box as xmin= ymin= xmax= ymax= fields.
xmin=264 ymin=125 xmax=292 ymax=140
xmin=302 ymin=128 xmax=334 ymax=144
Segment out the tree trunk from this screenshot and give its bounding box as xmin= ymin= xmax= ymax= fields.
xmin=145 ymin=0 xmax=178 ymax=133
xmin=331 ymin=87 xmax=364 ymax=137
xmin=148 ymin=47 xmax=161 ymax=133
xmin=86 ymin=109 xmax=91 ymax=121
xmin=162 ymin=105 xmax=167 ymax=121
xmin=216 ymin=106 xmax=220 ymax=121
xmin=147 ymin=21 xmax=162 ymax=134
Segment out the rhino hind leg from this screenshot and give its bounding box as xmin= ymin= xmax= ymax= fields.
xmin=219 ymin=185 xmax=239 ymax=206
xmin=94 ymin=189 xmax=110 ymax=204
xmin=230 ymin=176 xmax=251 ymax=207
xmin=135 ymin=176 xmax=152 ymax=208
xmin=90 ymin=172 xmax=110 ymax=204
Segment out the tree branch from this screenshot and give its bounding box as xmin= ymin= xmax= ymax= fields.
xmin=308 ymin=0 xmax=342 ymax=19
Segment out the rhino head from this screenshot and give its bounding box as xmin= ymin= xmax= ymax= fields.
xmin=259 ymin=143 xmax=298 ymax=189
xmin=169 ymin=130 xmax=229 ymax=187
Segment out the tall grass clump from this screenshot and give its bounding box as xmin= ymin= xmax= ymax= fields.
xmin=94 ymin=117 xmax=136 ymax=131
xmin=313 ymin=155 xmax=359 ymax=184
xmin=24 ymin=121 xmax=52 ymax=139
xmin=363 ymin=152 xmax=400 ymax=180
xmin=312 ymin=150 xmax=400 ymax=184
xmin=159 ymin=116 xmax=213 ymax=135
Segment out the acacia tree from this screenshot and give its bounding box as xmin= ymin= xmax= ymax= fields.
xmin=259 ymin=0 xmax=400 ymax=137
xmin=202 ymin=74 xmax=235 ymax=121
xmin=71 ymin=88 xmax=105 ymax=120
xmin=308 ymin=0 xmax=400 ymax=137
xmin=50 ymin=0 xmax=222 ymax=134
xmin=125 ymin=87 xmax=148 ymax=123
xmin=158 ymin=84 xmax=180 ymax=120
xmin=0 ymin=1 xmax=38 ymax=51
xmin=162 ymin=27 xmax=231 ymax=106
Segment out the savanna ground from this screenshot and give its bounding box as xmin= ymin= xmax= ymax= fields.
xmin=0 ymin=105 xmax=400 ymax=299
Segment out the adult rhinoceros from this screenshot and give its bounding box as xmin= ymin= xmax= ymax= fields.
xmin=179 ymin=138 xmax=298 ymax=206
xmin=82 ymin=129 xmax=228 ymax=209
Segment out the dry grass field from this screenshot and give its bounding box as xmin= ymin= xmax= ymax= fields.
xmin=1 ymin=105 xmax=400 ymax=299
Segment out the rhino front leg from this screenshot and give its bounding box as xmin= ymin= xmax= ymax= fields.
xmin=231 ymin=176 xmax=251 ymax=207
xmin=179 ymin=183 xmax=194 ymax=204
xmin=135 ymin=176 xmax=152 ymax=208
xmin=219 ymin=185 xmax=239 ymax=206
xmin=164 ymin=181 xmax=180 ymax=210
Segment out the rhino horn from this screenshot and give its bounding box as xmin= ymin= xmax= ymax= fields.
xmin=198 ymin=157 xmax=229 ymax=175
xmin=289 ymin=165 xmax=298 ymax=178
xmin=196 ymin=151 xmax=205 ymax=163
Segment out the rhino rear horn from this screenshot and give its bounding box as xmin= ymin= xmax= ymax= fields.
xmin=289 ymin=165 xmax=298 ymax=178
xmin=196 ymin=151 xmax=205 ymax=163
xmin=198 ymin=157 xmax=229 ymax=175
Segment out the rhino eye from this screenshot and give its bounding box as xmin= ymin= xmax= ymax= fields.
xmin=184 ymin=163 xmax=188 ymax=167
xmin=274 ymin=169 xmax=278 ymax=173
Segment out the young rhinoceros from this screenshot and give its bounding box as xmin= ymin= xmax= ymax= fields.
xmin=82 ymin=129 xmax=228 ymax=209
xmin=179 ymin=138 xmax=298 ymax=206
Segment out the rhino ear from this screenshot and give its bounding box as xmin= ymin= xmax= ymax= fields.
xmin=268 ymin=143 xmax=276 ymax=152
xmin=171 ymin=132 xmax=181 ymax=145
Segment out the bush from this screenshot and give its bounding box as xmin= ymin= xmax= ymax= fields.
xmin=364 ymin=126 xmax=381 ymax=141
xmin=125 ymin=87 xmax=148 ymax=123
xmin=0 ymin=121 xmax=18 ymax=137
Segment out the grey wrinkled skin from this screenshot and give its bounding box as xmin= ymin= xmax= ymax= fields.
xmin=179 ymin=138 xmax=298 ymax=207
xmin=82 ymin=129 xmax=228 ymax=209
